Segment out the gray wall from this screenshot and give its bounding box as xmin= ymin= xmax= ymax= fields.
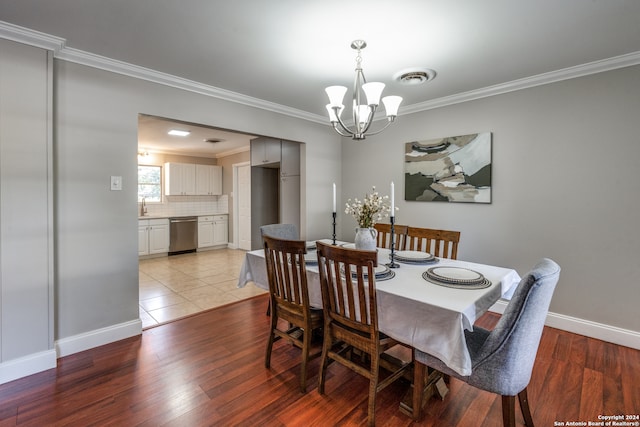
xmin=341 ymin=65 xmax=640 ymax=333
xmin=0 ymin=39 xmax=54 ymax=374
xmin=53 ymin=59 xmax=340 ymax=341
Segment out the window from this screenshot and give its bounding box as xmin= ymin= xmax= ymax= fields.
xmin=138 ymin=165 xmax=162 ymax=202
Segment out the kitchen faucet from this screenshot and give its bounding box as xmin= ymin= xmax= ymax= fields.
xmin=140 ymin=197 xmax=147 ymax=216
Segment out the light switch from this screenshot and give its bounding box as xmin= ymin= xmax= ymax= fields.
xmin=110 ymin=175 xmax=123 ymax=191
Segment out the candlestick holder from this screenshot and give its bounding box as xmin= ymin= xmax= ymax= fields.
xmin=386 ymin=216 xmax=400 ymax=268
xmin=332 ymin=212 xmax=337 ymax=245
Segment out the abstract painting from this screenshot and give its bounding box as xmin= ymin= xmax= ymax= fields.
xmin=404 ymin=132 xmax=492 ymax=203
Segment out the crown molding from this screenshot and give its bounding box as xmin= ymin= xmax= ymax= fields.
xmin=215 ymin=145 xmax=251 ymax=159
xmin=3 ymin=21 xmax=639 ymax=125
xmin=55 ymin=46 xmax=328 ymax=125
xmin=401 ymin=50 xmax=640 ymax=115
xmin=0 ymin=21 xmax=65 ymax=52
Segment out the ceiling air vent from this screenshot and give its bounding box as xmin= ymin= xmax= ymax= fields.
xmin=204 ymin=138 xmax=224 ymax=143
xmin=394 ymin=68 xmax=437 ymax=85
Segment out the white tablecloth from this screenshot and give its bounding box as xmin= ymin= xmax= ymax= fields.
xmin=238 ymin=243 xmax=521 ymax=376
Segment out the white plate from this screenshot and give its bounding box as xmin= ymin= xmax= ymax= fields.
xmin=304 ymin=252 xmax=318 ymax=263
xmin=350 ymin=264 xmax=389 ymax=277
xmin=395 ymin=250 xmax=433 ymax=260
xmin=428 ymin=267 xmax=483 ymax=282
xmin=341 ymin=243 xmax=356 ymax=249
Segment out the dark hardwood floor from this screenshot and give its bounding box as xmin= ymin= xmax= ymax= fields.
xmin=1 ymin=293 xmax=638 ymax=426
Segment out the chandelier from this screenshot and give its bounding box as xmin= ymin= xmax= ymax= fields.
xmin=325 ymin=40 xmax=403 ymax=140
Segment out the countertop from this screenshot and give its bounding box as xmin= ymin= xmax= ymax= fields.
xmin=138 ymin=213 xmax=228 ymax=220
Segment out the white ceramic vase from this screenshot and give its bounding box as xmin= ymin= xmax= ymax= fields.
xmin=354 ymin=227 xmax=377 ymax=251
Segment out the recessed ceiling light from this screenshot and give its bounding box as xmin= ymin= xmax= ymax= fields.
xmin=168 ymin=129 xmax=190 ymax=137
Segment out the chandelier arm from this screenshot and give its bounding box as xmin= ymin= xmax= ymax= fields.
xmin=359 ymin=118 xmax=395 ymax=137
xmin=331 ymin=122 xmax=355 ymax=138
xmin=358 ymin=106 xmax=377 ymax=135
xmin=331 ymin=108 xmax=357 ymax=137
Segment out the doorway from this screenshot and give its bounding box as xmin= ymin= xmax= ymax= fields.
xmin=137 ymin=114 xmax=260 ymax=327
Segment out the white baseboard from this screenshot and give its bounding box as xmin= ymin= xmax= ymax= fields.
xmin=56 ymin=319 xmax=142 ymax=358
xmin=489 ymin=300 xmax=640 ymax=350
xmin=0 ymin=349 xmax=57 ymax=385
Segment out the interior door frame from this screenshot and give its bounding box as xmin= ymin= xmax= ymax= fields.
xmin=232 ymin=161 xmax=251 ymax=250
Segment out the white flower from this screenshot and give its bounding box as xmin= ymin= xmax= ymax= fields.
xmin=345 ymin=186 xmax=395 ymax=228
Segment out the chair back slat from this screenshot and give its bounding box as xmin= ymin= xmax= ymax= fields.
xmin=374 ymin=223 xmax=408 ymax=250
xmin=406 ymin=227 xmax=460 ymax=259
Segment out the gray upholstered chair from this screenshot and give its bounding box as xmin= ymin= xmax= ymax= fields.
xmin=260 ymin=223 xmax=299 ymax=240
xmin=413 ymin=258 xmax=561 ymax=427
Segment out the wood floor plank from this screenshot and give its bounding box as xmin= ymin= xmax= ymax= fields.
xmin=0 ymin=294 xmax=638 ymax=426
xmin=579 ymin=367 xmax=604 ymax=420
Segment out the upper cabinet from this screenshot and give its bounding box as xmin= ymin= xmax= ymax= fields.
xmin=165 ymin=163 xmax=222 ymax=196
xmin=196 ymin=164 xmax=222 ymax=195
xmin=251 ymin=137 xmax=301 ymax=176
xmin=280 ymin=140 xmax=300 ymax=176
xmin=251 ymin=137 xmax=281 ymax=167
xmin=164 ymin=163 xmax=195 ymax=195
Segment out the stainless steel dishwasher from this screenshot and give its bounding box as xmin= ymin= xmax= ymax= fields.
xmin=169 ymin=217 xmax=198 ymax=254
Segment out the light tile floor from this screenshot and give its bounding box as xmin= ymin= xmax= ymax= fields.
xmin=139 ymin=248 xmax=266 ymax=329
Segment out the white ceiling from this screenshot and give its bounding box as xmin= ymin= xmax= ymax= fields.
xmin=1 ymin=0 xmax=639 ymax=157
xmin=137 ymin=115 xmax=255 ymax=159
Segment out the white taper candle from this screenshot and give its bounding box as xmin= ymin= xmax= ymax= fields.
xmin=333 ymin=183 xmax=336 ymax=213
xmin=390 ymin=181 xmax=395 ymax=217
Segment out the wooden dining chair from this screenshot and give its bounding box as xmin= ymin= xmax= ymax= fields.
xmin=374 ymin=222 xmax=408 ymax=250
xmin=412 ymin=258 xmax=561 ymax=426
xmin=260 ymin=224 xmax=299 ymax=316
xmin=315 ymin=241 xmax=412 ymax=426
xmin=405 ymin=227 xmax=461 ymax=259
xmin=263 ymin=234 xmax=324 ymax=393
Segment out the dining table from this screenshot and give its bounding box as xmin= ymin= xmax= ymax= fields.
xmin=237 ymin=239 xmax=522 ymax=378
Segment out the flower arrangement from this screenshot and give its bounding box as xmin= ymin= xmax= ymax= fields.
xmin=345 ymin=186 xmax=393 ymax=228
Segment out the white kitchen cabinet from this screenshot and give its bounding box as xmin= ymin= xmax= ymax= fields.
xmin=250 ymin=137 xmax=281 ymax=166
xmin=138 ymin=222 xmax=149 ymax=256
xmin=198 ymin=215 xmax=228 ymax=249
xmin=139 ymin=218 xmax=169 ymax=256
xmin=164 ymin=163 xmax=196 ymax=195
xmin=280 ymin=140 xmax=300 ymax=176
xmin=196 ymin=164 xmax=222 ymax=195
xmin=213 ymin=215 xmax=229 ymax=246
xmin=198 ymin=216 xmax=215 ymax=248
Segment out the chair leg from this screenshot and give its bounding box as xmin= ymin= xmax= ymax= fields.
xmin=265 ymin=312 xmax=278 ymax=368
xmin=501 ymin=395 xmax=516 ymax=427
xmin=367 ymin=355 xmax=379 ymax=427
xmin=299 ymin=327 xmax=310 ymax=393
xmin=317 ymin=329 xmax=331 ymax=395
xmin=518 ymin=388 xmax=535 ymax=427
